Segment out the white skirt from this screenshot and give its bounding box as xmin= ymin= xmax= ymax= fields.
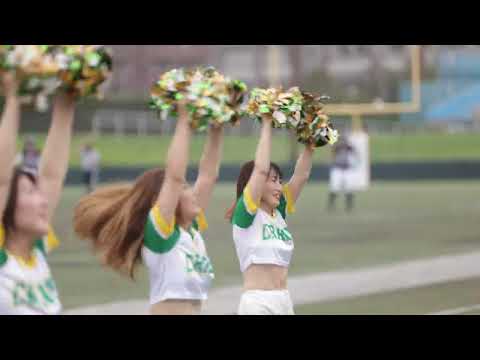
xmin=238 ymin=290 xmax=294 ymax=315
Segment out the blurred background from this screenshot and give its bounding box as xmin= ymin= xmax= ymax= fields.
xmin=10 ymin=45 xmax=480 ymax=315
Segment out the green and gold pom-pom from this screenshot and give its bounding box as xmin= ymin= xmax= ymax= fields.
xmin=297 ymin=93 xmax=338 ymax=147
xmin=0 ymin=45 xmax=61 ymax=111
xmin=1 ymin=45 xmax=113 ymax=111
xmin=0 ymin=45 xmax=58 ymax=76
xmin=0 ymin=45 xmax=15 ymax=71
xmin=246 ymin=87 xmax=303 ymax=128
xmin=246 ymin=87 xmax=338 ymax=147
xmin=149 ymin=66 xmax=248 ymax=132
xmin=54 ymin=45 xmax=113 ymax=98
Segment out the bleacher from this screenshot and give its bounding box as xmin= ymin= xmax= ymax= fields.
xmin=400 ymin=48 xmax=480 ymax=129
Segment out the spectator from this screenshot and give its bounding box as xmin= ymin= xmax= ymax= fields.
xmin=15 ymin=136 xmax=41 ymax=173
xmin=328 ymin=136 xmax=359 ymax=213
xmin=80 ymin=143 xmax=101 ymax=193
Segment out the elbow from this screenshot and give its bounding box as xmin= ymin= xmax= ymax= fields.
xmin=166 ymin=172 xmax=185 ymax=185
xmin=165 ymin=165 xmax=186 ymax=185
xmin=198 ymin=162 xmax=220 ymax=184
xmin=40 ymin=167 xmax=63 ymax=183
xmin=209 ymin=173 xmax=220 ymax=185
xmin=209 ymin=166 xmax=220 ymax=182
xmin=198 ymin=173 xmax=219 ymax=188
xmin=206 ymin=172 xmax=219 ymax=184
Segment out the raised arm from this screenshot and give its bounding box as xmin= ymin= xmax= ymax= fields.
xmin=246 ymin=115 xmax=273 ymax=205
xmin=38 ymin=92 xmax=76 ymax=222
xmin=0 ymin=73 xmax=20 ymax=220
xmin=155 ymin=104 xmax=192 ymax=226
xmin=287 ymin=144 xmax=315 ymax=204
xmin=193 ymin=125 xmax=224 ymax=211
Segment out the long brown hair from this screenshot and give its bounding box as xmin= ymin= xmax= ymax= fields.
xmin=2 ymin=167 xmax=38 ymax=235
xmin=225 ymin=161 xmax=283 ymax=222
xmin=73 ymin=168 xmax=165 ymax=278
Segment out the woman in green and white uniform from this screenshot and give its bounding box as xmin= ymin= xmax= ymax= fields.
xmin=0 ymin=72 xmax=77 ymax=315
xmin=74 ymin=103 xmax=222 ymax=315
xmin=227 ymin=114 xmax=315 ymax=315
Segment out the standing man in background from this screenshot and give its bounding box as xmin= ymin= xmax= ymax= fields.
xmin=328 ymin=136 xmax=359 ymax=213
xmin=80 ymin=143 xmax=101 ymax=193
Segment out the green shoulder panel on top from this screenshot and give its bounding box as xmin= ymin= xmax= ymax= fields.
xmin=144 ymin=215 xmax=181 ymax=254
xmin=34 ymin=239 xmax=46 ymax=255
xmin=0 ymin=249 xmax=7 ymax=267
xmin=278 ymin=194 xmax=287 ymax=220
xmin=233 ymin=195 xmax=256 ymax=229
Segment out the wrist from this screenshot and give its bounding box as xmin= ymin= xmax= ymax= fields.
xmin=5 ymin=93 xmax=19 ymax=105
xmin=1 ymin=72 xmax=19 ymax=97
xmin=209 ymin=124 xmax=224 ymax=134
xmin=306 ymin=143 xmax=315 ymax=152
xmin=55 ymin=92 xmax=76 ymax=107
xmin=261 ymin=114 xmax=273 ymax=125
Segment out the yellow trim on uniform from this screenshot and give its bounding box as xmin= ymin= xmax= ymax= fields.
xmin=196 ymin=210 xmax=208 ymax=232
xmin=243 ymin=185 xmax=259 ymax=214
xmin=283 ymin=184 xmax=296 ymax=215
xmin=9 ymin=252 xmax=38 ymax=268
xmin=152 ymin=206 xmax=176 ymax=238
xmin=44 ymin=227 xmax=60 ymax=253
xmin=0 ymin=224 xmax=4 ymax=248
xmin=0 ymin=225 xmax=56 ymax=267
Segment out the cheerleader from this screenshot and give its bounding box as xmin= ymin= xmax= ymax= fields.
xmin=226 ymin=114 xmax=315 ymax=315
xmin=74 ymin=103 xmax=223 ymax=315
xmin=0 ymin=72 xmax=77 ymax=314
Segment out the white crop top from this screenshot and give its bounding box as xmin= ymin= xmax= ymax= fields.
xmin=0 ymin=226 xmax=62 ymax=315
xmin=142 ymin=206 xmax=214 ymax=305
xmin=231 ymin=185 xmax=295 ymax=273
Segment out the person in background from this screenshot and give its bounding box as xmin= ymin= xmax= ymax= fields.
xmin=16 ymin=136 xmax=41 ymax=173
xmin=328 ymin=136 xmax=358 ymax=213
xmin=80 ymin=143 xmax=101 ymax=194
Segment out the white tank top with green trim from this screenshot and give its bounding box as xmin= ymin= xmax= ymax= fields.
xmin=232 ymin=186 xmax=295 ymax=273
xmin=142 ymin=206 xmax=214 ymax=305
xmin=232 ymin=185 xmax=295 ymax=273
xmin=0 ymin=226 xmax=62 ymax=315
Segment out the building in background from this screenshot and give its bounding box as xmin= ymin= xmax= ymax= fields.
xmin=106 ymin=45 xmax=443 ymax=101
xmin=48 ymin=45 xmax=480 ymax=136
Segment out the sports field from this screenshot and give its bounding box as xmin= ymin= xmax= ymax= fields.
xmin=295 ymin=276 xmax=480 ymax=315
xmin=17 ymin=132 xmax=480 ymax=166
xmin=48 ymin=181 xmax=480 ymax=313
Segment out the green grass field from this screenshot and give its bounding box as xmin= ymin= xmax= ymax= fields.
xmin=47 ymin=181 xmax=480 ymax=310
xmin=18 ymin=132 xmax=480 ymax=166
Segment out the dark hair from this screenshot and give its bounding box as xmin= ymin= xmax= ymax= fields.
xmin=225 ymin=161 xmax=283 ymax=221
xmin=2 ymin=167 xmax=38 ymax=235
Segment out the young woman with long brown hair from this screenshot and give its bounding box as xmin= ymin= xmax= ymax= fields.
xmin=0 ymin=72 xmax=77 ymax=314
xmin=74 ymin=103 xmax=223 ymax=315
xmin=226 ymin=114 xmax=315 ymax=315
